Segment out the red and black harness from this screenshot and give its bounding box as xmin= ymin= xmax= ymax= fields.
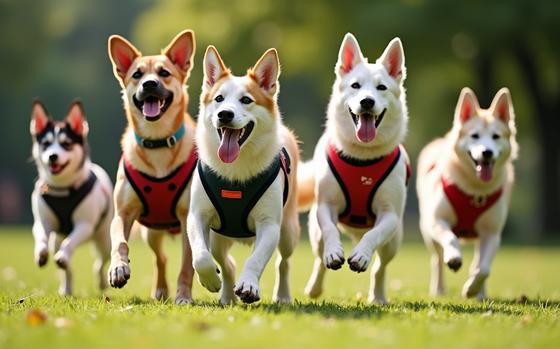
xmin=123 ymin=143 xmax=197 ymax=233
xmin=428 ymin=164 xmax=503 ymax=238
xmin=327 ymin=143 xmax=411 ymax=229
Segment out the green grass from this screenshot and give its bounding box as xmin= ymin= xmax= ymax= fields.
xmin=0 ymin=227 xmax=559 ymax=349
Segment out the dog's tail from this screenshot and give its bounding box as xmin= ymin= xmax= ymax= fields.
xmin=297 ymin=160 xmax=315 ymax=212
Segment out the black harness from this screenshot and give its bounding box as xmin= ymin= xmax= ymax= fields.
xmin=41 ymin=171 xmax=99 ymax=235
xmin=198 ymin=148 xmax=291 ymax=238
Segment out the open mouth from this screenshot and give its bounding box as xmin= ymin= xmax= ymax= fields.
xmin=216 ymin=121 xmax=255 ymax=163
xmin=48 ymin=161 xmax=69 ymax=175
xmin=133 ymin=94 xmax=173 ymax=122
xmin=349 ymin=108 xmax=386 ymax=143
xmin=468 ymin=152 xmax=495 ymax=182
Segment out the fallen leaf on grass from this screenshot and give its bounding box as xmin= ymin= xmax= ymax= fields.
xmin=26 ymin=309 xmax=48 ymax=326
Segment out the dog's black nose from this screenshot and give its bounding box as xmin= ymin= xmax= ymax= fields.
xmin=360 ymin=98 xmax=375 ymax=110
xmin=142 ymin=80 xmax=159 ymax=89
xmin=218 ymin=110 xmax=234 ymax=124
xmin=482 ymin=150 xmax=494 ymax=159
xmin=48 ymin=154 xmax=58 ymax=163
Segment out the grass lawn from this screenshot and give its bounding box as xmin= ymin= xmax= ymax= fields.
xmin=0 ymin=227 xmax=559 ymax=349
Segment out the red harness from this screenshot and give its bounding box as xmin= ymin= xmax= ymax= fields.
xmin=428 ymin=164 xmax=503 ymax=239
xmin=327 ymin=143 xmax=410 ymax=229
xmin=123 ymin=148 xmax=197 ymax=233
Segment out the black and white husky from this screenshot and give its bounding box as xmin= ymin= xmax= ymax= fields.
xmin=30 ymin=100 xmax=114 ymax=296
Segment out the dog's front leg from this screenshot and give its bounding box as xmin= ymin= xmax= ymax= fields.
xmin=234 ymin=221 xmax=280 ymax=304
xmin=188 ymin=212 xmax=221 ymax=293
xmin=317 ymin=203 xmax=345 ymax=269
xmin=108 ymin=213 xmax=134 ymax=288
xmin=348 ymin=210 xmax=399 ymax=273
xmin=31 ymin=198 xmax=50 ymax=267
xmin=430 ymin=219 xmax=463 ymax=271
xmin=462 ymin=233 xmax=500 ymax=300
xmin=54 ymin=222 xmax=94 ymax=270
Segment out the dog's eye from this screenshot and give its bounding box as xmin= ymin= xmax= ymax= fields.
xmin=60 ymin=141 xmax=72 ymax=150
xmin=240 ymin=96 xmax=253 ymax=105
xmin=41 ymin=141 xmax=51 ymax=149
xmin=215 ymin=95 xmax=224 ymax=103
xmin=377 ymin=84 xmax=387 ymax=91
xmin=132 ymin=70 xmax=143 ymax=79
xmin=471 ymin=133 xmax=480 ymax=139
xmin=351 ymin=82 xmax=361 ymax=89
xmin=158 ymin=69 xmax=170 ymax=77
xmin=492 ymin=133 xmax=501 ymax=140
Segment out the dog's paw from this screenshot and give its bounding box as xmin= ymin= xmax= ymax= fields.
xmin=234 ymin=278 xmax=260 ymax=304
xmin=347 ymin=247 xmax=372 ymax=273
xmin=54 ymin=250 xmax=70 ymax=270
xmin=443 ymin=248 xmax=463 ymax=272
xmin=368 ymin=295 xmax=388 ymax=305
xmin=175 ymin=288 xmax=193 ymax=305
xmin=194 ymin=251 xmax=221 ymax=293
xmin=108 ymin=259 xmax=131 ymax=288
xmin=153 ymin=287 xmax=169 ymax=301
xmin=462 ymin=272 xmax=489 ymax=299
xmin=323 ymin=244 xmax=345 ymax=270
xmin=175 ymin=296 xmax=194 ymax=305
xmin=34 ymin=246 xmax=48 ymax=267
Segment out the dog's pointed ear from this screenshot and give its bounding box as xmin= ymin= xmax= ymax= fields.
xmin=65 ymin=100 xmax=89 ymax=136
xmin=454 ymin=87 xmax=480 ymax=124
xmin=336 ymin=33 xmax=364 ymax=76
xmin=203 ymin=45 xmax=228 ymax=90
xmin=108 ymin=35 xmax=141 ymax=81
xmin=163 ymin=30 xmax=195 ymax=77
xmin=490 ymin=87 xmax=514 ymax=124
xmin=251 ymin=48 xmax=280 ymax=95
xmin=30 ymin=100 xmax=50 ymax=136
xmin=378 ymin=37 xmax=405 ymax=81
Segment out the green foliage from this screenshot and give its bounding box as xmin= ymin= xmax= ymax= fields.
xmin=0 ymin=229 xmax=559 ymax=348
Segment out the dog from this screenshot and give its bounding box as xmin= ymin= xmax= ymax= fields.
xmin=187 ymin=45 xmax=300 ymax=304
xmin=107 ymin=30 xmax=197 ymax=304
xmin=298 ymin=33 xmax=410 ymax=304
xmin=30 ymin=100 xmax=113 ymax=296
xmin=416 ymin=87 xmax=517 ymax=300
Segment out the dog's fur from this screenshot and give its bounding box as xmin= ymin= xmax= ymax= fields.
xmin=416 ymin=87 xmax=517 ymax=300
xmin=107 ymin=30 xmax=196 ymax=303
xmin=187 ymin=46 xmax=300 ymax=304
xmin=299 ymin=33 xmax=409 ymax=304
xmin=30 ymin=101 xmax=113 ymax=296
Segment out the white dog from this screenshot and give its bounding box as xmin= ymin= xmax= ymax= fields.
xmin=416 ymin=87 xmax=517 ymax=300
xmin=187 ymin=46 xmax=300 ymax=304
xmin=30 ymin=100 xmax=113 ymax=296
xmin=298 ymin=33 xmax=410 ymax=304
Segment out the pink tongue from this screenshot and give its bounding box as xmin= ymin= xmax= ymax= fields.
xmin=143 ymin=100 xmax=161 ymax=118
xmin=218 ymin=129 xmax=241 ymax=163
xmin=477 ymin=163 xmax=494 ymax=182
xmin=356 ymin=115 xmax=377 ymax=143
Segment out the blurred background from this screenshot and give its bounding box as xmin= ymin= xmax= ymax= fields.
xmin=0 ymin=0 xmax=558 ymax=242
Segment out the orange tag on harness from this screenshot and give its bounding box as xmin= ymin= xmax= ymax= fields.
xmin=221 ymin=190 xmax=242 ymax=199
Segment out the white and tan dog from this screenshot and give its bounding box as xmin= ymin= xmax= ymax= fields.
xmin=187 ymin=46 xmax=300 ymax=304
xmin=30 ymin=100 xmax=113 ymax=296
xmin=417 ymin=87 xmax=517 ymax=300
xmin=299 ymin=33 xmax=410 ymax=304
xmin=107 ymin=30 xmax=197 ymax=304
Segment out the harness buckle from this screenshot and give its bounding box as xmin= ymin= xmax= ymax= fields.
xmin=471 ymin=195 xmax=487 ymax=208
xmin=167 ymin=135 xmax=177 ymax=147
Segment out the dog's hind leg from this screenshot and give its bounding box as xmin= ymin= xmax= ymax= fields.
xmin=305 ymin=205 xmax=327 ymax=298
xmin=462 ymin=233 xmax=500 ymax=300
xmin=92 ymin=226 xmax=111 ymax=291
xmin=210 ymin=234 xmax=236 ymax=305
xmin=368 ymin=228 xmax=401 ymax=305
xmin=274 ymin=212 xmax=300 ymax=304
xmin=175 ymin=224 xmax=194 ymax=305
xmin=429 ymin=241 xmax=446 ymax=296
xmin=50 ymin=234 xmax=72 ymax=296
xmin=142 ymin=228 xmax=169 ymax=301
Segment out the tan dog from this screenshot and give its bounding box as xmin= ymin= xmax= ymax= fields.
xmin=417 ymin=87 xmax=517 ymax=300
xmin=107 ymin=30 xmax=197 ymax=304
xmin=187 ymin=46 xmax=300 ymax=304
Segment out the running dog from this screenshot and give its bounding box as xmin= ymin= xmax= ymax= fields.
xmin=187 ymin=46 xmax=300 ymax=304
xmin=417 ymin=87 xmax=517 ymax=300
xmin=299 ymin=33 xmax=410 ymax=304
xmin=30 ymin=100 xmax=113 ymax=296
xmin=107 ymin=30 xmax=197 ymax=304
